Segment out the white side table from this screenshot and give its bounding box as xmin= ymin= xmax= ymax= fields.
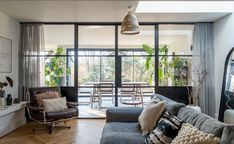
xmin=224 ymin=109 xmax=234 ymax=124
xmin=186 ymin=105 xmax=201 ymax=112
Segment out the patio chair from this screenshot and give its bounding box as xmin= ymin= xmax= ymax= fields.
xmin=120 ymin=84 xmax=136 ymax=103
xmin=90 ymin=84 xmax=102 ymax=108
xmin=98 ymin=83 xmax=114 ymax=104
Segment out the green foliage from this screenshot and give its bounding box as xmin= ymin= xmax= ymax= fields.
xmin=45 ymin=47 xmax=71 ymax=86
xmin=142 ymin=44 xmax=189 ymax=86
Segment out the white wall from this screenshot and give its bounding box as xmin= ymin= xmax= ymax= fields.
xmin=214 ymin=13 xmax=234 ymax=118
xmin=0 ymin=12 xmax=20 ymax=99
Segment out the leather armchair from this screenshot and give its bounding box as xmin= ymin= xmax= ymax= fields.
xmin=27 ymin=87 xmax=79 ymax=134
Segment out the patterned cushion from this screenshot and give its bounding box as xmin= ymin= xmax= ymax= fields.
xmin=172 ymin=123 xmax=220 ymax=144
xmin=35 ymin=91 xmax=61 ymax=107
xmin=145 ymin=111 xmax=182 ymax=144
xmin=42 ymin=97 xmax=68 ymax=112
xmin=138 ymin=100 xmax=166 ymax=135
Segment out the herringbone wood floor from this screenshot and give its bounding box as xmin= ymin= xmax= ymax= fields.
xmin=0 ymin=119 xmax=105 ymax=144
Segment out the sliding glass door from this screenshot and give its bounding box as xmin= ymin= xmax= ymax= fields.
xmin=35 ymin=23 xmax=194 ymax=118
xmin=117 ymin=26 xmax=155 ymax=107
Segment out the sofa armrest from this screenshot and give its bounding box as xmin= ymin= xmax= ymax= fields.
xmin=106 ymin=107 xmax=143 ymax=123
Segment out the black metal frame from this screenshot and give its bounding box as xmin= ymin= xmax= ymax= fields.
xmin=218 ymin=47 xmax=234 ymax=122
xmin=22 ymin=22 xmax=196 ymax=106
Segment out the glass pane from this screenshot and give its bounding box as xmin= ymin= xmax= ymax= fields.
xmin=78 ymin=56 xmax=100 ymax=86
xmin=134 ymin=57 xmax=154 ymax=85
xmin=101 ymin=57 xmax=115 ymax=82
xmin=39 ymin=56 xmax=74 ymax=86
xmin=159 ymin=25 xmax=194 ymax=55
xmin=118 ymin=26 xmax=155 ymax=56
xmin=44 ymin=25 xmax=74 ymax=55
xmin=78 ymin=26 xmax=115 ymax=110
xmin=158 ymin=56 xmax=192 ymax=86
xmin=79 ymin=26 xmax=115 ymax=49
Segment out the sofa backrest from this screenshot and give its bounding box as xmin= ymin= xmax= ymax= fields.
xmin=177 ymin=106 xmax=234 ymax=142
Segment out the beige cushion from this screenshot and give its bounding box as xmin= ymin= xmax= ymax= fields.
xmin=172 ymin=123 xmax=220 ymax=144
xmin=138 ymin=100 xmax=166 ymax=134
xmin=42 ymin=97 xmax=68 ymax=112
xmin=35 ymin=91 xmax=61 ymax=107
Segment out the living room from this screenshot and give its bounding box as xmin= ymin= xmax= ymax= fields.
xmin=0 ymin=0 xmax=234 ymax=144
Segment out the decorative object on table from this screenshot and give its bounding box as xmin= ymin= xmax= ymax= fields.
xmin=0 ymin=76 xmax=13 ymax=108
xmin=0 ymin=97 xmax=6 ymax=109
xmin=121 ymin=6 xmax=139 ymax=35
xmin=0 ymin=36 xmax=12 ymax=73
xmin=181 ymin=67 xmax=207 ymax=105
xmin=6 ymin=94 xmax=12 ymax=106
xmin=224 ymin=109 xmax=234 ymax=124
xmin=13 ymin=98 xmax=20 ymax=104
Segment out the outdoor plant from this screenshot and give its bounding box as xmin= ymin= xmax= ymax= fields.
xmin=142 ymin=44 xmax=190 ymax=87
xmin=142 ymin=44 xmax=174 ymax=86
xmin=45 ymin=47 xmax=71 ymax=86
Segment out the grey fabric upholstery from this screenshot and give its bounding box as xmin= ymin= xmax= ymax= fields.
xmin=221 ymin=126 xmax=234 ymax=144
xmin=106 ymin=107 xmax=143 ymax=123
xmin=101 ymin=94 xmax=234 ymax=144
xmin=153 ymin=94 xmax=185 ymax=116
xmin=166 ymin=101 xmax=185 ymax=116
xmin=177 ymin=107 xmax=227 ymax=138
xmin=100 ymin=122 xmax=144 ymax=144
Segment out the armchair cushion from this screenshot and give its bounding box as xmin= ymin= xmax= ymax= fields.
xmin=46 ymin=107 xmax=78 ymax=120
xmin=42 ymin=97 xmax=68 ymax=112
xmin=35 ymin=91 xmax=61 ymax=107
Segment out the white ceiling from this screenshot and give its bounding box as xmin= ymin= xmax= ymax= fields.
xmin=0 ymin=0 xmax=230 ymax=22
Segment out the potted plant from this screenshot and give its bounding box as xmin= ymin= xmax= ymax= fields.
xmin=45 ymin=47 xmax=71 ymax=87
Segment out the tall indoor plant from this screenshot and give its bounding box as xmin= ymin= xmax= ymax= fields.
xmin=45 ymin=47 xmax=70 ymax=87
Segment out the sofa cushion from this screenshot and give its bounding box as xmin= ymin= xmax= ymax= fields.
xmin=152 ymin=94 xmax=185 ymax=115
xmin=100 ymin=122 xmax=144 ymax=144
xmin=145 ymin=111 xmax=182 ymax=144
xmin=138 ymin=101 xmax=166 ymax=134
xmin=172 ymin=123 xmax=220 ymax=144
xmin=35 ymin=91 xmax=61 ymax=107
xmin=177 ymin=107 xmax=227 ymax=138
xmin=165 ymin=101 xmax=185 ymax=116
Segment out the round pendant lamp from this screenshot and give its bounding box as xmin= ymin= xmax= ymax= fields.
xmin=121 ymin=6 xmax=140 ymax=35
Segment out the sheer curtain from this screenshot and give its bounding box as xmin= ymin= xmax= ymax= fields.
xmin=19 ymin=24 xmax=45 ymax=101
xmin=193 ymin=23 xmax=215 ymax=117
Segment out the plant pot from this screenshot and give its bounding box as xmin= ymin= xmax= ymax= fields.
xmin=0 ymin=90 xmax=5 ymax=98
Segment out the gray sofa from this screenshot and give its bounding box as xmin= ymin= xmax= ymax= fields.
xmin=100 ymin=94 xmax=234 ymax=144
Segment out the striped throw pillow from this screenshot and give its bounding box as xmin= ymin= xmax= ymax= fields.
xmin=145 ymin=111 xmax=183 ymax=144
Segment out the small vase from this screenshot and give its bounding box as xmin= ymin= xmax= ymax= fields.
xmin=0 ymin=90 xmax=5 ymax=98
xmin=6 ymin=94 xmax=12 ymax=106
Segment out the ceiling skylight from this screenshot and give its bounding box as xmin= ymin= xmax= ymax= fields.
xmin=136 ymin=1 xmax=234 ymax=13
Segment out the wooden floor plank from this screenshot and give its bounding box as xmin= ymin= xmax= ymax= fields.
xmin=0 ymin=119 xmax=105 ymax=144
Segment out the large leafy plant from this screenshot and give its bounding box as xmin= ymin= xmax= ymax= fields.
xmin=143 ymin=44 xmax=173 ymax=86
xmin=45 ymin=47 xmax=70 ymax=86
xmin=142 ymin=44 xmax=189 ymax=86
